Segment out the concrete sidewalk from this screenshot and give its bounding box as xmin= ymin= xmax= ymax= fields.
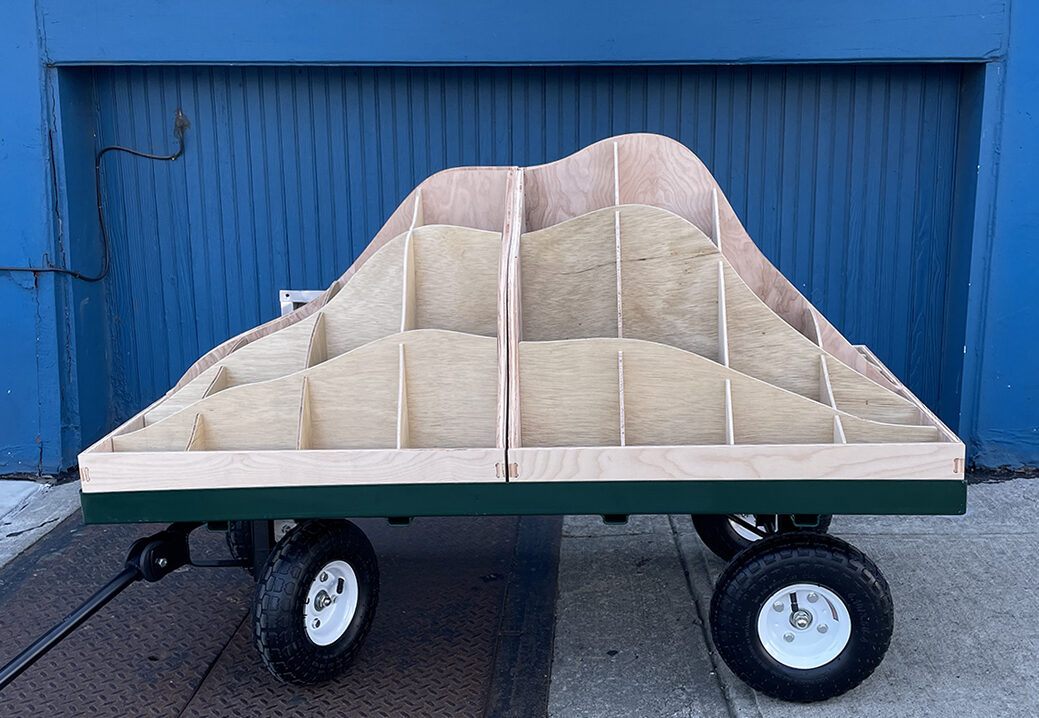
xmin=0 ymin=478 xmax=80 ymax=570
xmin=549 ymin=479 xmax=1039 ymax=718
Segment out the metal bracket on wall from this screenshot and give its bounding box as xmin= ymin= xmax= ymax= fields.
xmin=279 ymin=289 xmax=325 ymax=317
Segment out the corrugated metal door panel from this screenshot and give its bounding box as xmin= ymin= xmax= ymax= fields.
xmin=91 ymin=64 xmax=963 ymax=417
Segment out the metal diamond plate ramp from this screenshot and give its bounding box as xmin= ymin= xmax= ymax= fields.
xmin=0 ymin=513 xmax=554 ymax=717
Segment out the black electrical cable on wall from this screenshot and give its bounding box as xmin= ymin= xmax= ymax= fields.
xmin=0 ymin=109 xmax=191 ymax=283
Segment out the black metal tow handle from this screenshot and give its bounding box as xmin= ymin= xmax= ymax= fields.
xmin=0 ymin=522 xmax=202 ymax=691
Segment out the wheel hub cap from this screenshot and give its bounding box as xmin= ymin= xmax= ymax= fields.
xmin=756 ymin=583 xmax=852 ymax=669
xmin=790 ymin=609 xmax=813 ymax=629
xmin=304 ymin=560 xmax=360 ymax=646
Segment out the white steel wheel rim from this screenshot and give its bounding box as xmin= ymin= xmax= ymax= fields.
xmin=304 ymin=560 xmax=360 ymax=646
xmin=729 ymin=515 xmax=764 ymax=542
xmin=756 ymin=583 xmax=852 ymax=669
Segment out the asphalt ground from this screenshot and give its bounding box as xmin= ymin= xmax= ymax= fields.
xmin=0 ymin=512 xmax=561 ymax=717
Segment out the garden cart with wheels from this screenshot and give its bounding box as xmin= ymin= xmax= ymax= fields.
xmin=4 ymin=134 xmax=965 ymax=703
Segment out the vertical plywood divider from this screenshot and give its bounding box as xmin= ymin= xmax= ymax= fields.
xmin=297 ymin=376 xmax=313 ymax=450
xmin=819 ymin=355 xmax=838 ymax=409
xmin=396 ymin=344 xmax=409 ymax=450
xmin=613 ymin=148 xmax=625 ymax=447
xmin=612 ymin=141 xmax=620 ymax=206
xmin=618 ymin=351 xmax=627 ymax=446
xmin=724 ymin=379 xmax=734 ymax=445
xmin=323 ymin=279 xmax=342 ymax=305
xmin=399 ymin=189 xmax=422 ymax=333
xmin=202 ymin=365 xmax=229 ymax=398
xmin=614 ymin=143 xmax=624 ymax=339
xmin=185 ymin=413 xmax=207 ymax=451
xmin=717 ymin=261 xmax=730 ymax=367
xmin=819 ymin=356 xmax=847 ymax=444
xmin=503 ymin=168 xmax=526 ymax=450
xmin=808 ymin=310 xmax=823 ymax=347
xmin=615 ymin=211 xmax=624 ymax=339
xmin=711 ymin=187 xmax=722 ymax=252
xmin=305 ymin=313 xmax=328 ymax=368
xmin=833 ymin=415 xmax=848 ymax=444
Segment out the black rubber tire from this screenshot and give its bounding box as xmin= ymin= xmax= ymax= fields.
xmin=252 ymin=519 xmax=379 ymax=685
xmin=710 ymin=532 xmax=893 ymax=702
xmin=691 ymin=514 xmax=833 ymax=561
xmin=226 ymin=521 xmax=255 ymax=575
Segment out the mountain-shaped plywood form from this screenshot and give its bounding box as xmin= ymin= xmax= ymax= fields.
xmin=80 ymin=134 xmax=963 ymax=496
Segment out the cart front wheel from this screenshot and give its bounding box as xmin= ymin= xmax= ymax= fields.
xmin=252 ymin=519 xmax=379 ymax=685
xmin=691 ymin=514 xmax=832 ymax=561
xmin=709 ymin=532 xmax=892 ymax=702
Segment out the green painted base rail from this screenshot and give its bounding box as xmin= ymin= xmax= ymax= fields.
xmin=80 ymin=479 xmax=967 ymax=524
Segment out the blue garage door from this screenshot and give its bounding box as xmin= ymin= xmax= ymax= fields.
xmin=90 ymin=64 xmax=965 ymax=421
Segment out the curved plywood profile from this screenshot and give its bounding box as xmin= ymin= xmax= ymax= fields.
xmin=81 ymin=133 xmax=963 ymax=496
xmin=519 ymin=205 xmax=923 ymax=424
xmin=145 ymin=223 xmax=501 ymax=425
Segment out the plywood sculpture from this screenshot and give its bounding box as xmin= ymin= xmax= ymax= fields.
xmin=79 ymin=134 xmax=963 ymax=500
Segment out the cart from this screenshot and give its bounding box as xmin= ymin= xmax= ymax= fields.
xmin=3 ymin=134 xmax=964 ymax=703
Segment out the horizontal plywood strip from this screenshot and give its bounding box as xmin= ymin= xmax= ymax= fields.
xmin=81 ymin=448 xmax=504 ymax=494
xmin=509 ymin=442 xmax=963 ymax=482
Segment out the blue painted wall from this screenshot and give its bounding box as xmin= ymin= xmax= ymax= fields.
xmin=88 ymin=64 xmax=967 ymax=421
xmin=1 ymin=0 xmax=1036 ymax=472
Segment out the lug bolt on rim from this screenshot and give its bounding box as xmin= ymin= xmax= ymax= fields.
xmin=783 ymin=632 xmax=795 ymax=643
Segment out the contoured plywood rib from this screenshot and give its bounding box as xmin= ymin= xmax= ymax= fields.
xmin=80 ymin=134 xmax=962 ymax=496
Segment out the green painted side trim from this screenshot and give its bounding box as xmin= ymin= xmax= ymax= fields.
xmin=80 ymin=479 xmax=967 ymax=524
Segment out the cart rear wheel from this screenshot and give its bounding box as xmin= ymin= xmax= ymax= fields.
xmin=691 ymin=514 xmax=832 ymax=561
xmin=709 ymin=532 xmax=892 ymax=702
xmin=252 ymin=519 xmax=379 ymax=685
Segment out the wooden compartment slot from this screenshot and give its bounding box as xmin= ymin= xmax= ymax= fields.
xmin=113 ymin=330 xmax=498 ymax=454
xmin=517 ymin=338 xmax=939 ymax=449
xmin=519 ymin=209 xmax=620 ymax=341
